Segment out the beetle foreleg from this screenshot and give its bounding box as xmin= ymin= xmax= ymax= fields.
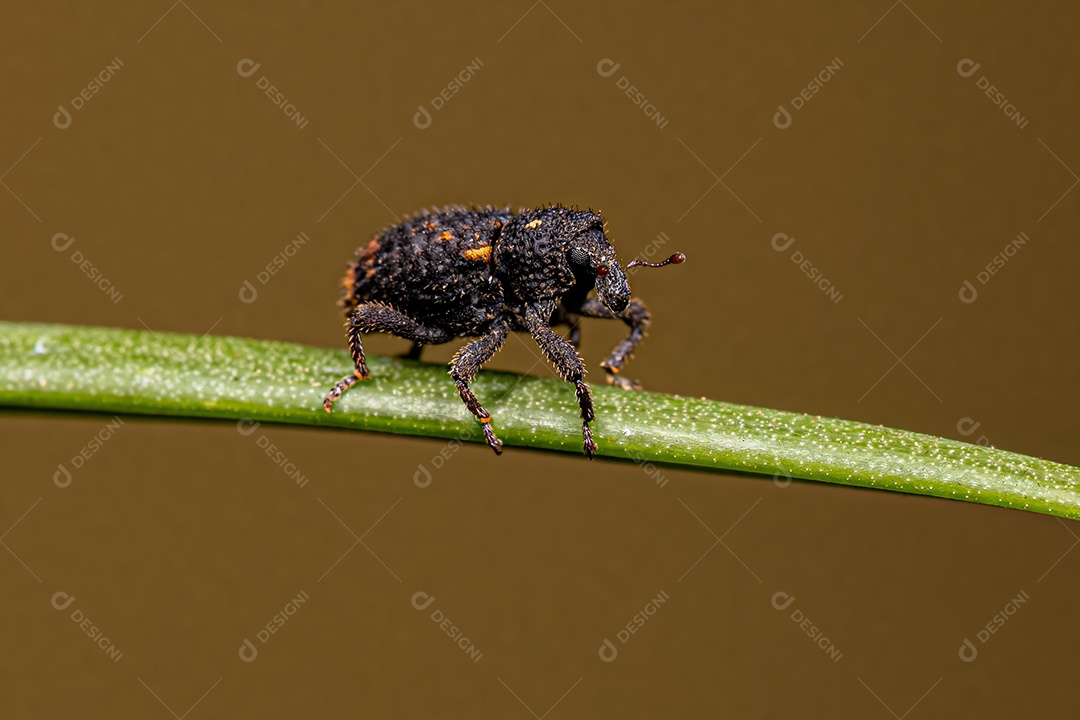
xmin=578 ymin=297 xmax=651 ymax=391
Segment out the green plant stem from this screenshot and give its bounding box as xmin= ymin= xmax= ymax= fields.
xmin=1 ymin=321 xmax=1077 ymax=519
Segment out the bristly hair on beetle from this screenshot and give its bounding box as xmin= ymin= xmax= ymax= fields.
xmin=323 ymin=205 xmax=684 ymax=458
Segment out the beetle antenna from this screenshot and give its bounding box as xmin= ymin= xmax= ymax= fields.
xmin=626 ymin=252 xmax=686 ymax=270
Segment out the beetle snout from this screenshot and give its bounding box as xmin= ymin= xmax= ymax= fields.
xmin=604 ymin=291 xmax=629 ymax=314
xmin=597 ymin=265 xmax=630 ymax=314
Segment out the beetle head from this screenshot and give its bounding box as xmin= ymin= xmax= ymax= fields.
xmin=496 ymin=206 xmax=683 ymax=314
xmin=567 ymin=228 xmax=630 ymax=314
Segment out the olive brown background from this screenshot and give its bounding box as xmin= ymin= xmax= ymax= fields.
xmin=2 ymin=2 xmax=1079 ymax=717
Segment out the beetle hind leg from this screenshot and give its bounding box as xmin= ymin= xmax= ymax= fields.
xmin=323 ymin=303 xmax=451 ymax=413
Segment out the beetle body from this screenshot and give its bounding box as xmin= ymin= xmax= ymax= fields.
xmin=324 ymin=204 xmax=677 ymax=457
xmin=340 ymin=208 xmax=514 ymax=336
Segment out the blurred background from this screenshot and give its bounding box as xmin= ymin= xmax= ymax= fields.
xmin=2 ymin=2 xmax=1079 ymax=716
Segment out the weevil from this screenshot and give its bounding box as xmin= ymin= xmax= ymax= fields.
xmin=323 ymin=205 xmax=683 ymax=457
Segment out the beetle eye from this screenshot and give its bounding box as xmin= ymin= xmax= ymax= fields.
xmin=595 ymin=264 xmax=609 ymax=276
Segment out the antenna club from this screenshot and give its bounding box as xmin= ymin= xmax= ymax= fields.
xmin=626 ymin=252 xmax=686 ymax=270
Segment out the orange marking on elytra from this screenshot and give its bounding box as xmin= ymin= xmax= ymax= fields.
xmin=341 ymin=263 xmax=357 ymax=289
xmin=463 ymin=245 xmax=492 ymax=262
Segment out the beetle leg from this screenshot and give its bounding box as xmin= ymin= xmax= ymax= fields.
xmin=324 ymin=303 xmax=451 ymax=413
xmin=402 ymin=342 xmax=423 ymax=360
xmin=526 ymin=306 xmax=597 ymax=458
xmin=577 ymin=297 xmax=650 ymax=391
xmin=449 ymin=326 xmax=509 ymax=454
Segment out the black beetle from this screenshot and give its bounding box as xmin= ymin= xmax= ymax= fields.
xmin=323 ymin=204 xmax=683 ymax=457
